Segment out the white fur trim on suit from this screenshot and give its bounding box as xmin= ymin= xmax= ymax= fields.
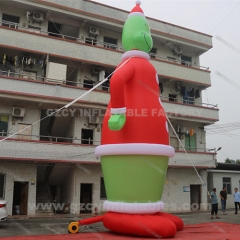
xmin=122 ymin=50 xmax=150 ymax=62
xmin=111 ymin=107 xmax=126 ymax=114
xmin=95 ymin=143 xmax=175 ymax=158
xmin=103 ymin=200 xmax=164 ymax=214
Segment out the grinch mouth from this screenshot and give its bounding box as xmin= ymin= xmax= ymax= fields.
xmin=142 ymin=32 xmax=151 ymax=50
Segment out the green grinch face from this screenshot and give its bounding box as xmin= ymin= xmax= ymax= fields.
xmin=122 ymin=15 xmax=153 ymax=53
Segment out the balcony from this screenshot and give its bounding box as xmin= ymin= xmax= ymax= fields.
xmin=0 ymin=134 xmax=215 ymax=168
xmin=0 ymin=74 xmax=218 ymax=124
xmin=0 ymin=75 xmax=110 ymax=107
xmin=162 ymin=98 xmax=219 ymax=124
xmin=0 ymin=23 xmax=211 ymax=86
xmin=0 ymin=136 xmax=99 ymax=163
xmin=169 ymin=150 xmax=216 ymax=168
xmin=152 ymin=58 xmax=211 ymax=86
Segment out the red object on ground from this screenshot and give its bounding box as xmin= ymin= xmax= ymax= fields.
xmin=2 ymin=222 xmax=240 ymax=240
xmin=156 ymin=212 xmax=184 ymax=231
xmin=103 ymin=212 xmax=177 ymax=238
xmin=78 ymin=212 xmax=183 ymax=238
xmin=78 ymin=215 xmax=103 ymax=225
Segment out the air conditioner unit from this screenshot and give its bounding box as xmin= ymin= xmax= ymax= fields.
xmin=88 ymin=116 xmax=99 ymax=124
xmin=173 ymin=46 xmax=182 ymax=55
xmin=33 ymin=12 xmax=44 ymax=22
xmin=89 ymin=26 xmax=99 ymax=36
xmin=12 ymin=107 xmax=25 ymax=118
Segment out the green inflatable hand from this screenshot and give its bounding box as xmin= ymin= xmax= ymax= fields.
xmin=108 ymin=114 xmax=126 ymax=131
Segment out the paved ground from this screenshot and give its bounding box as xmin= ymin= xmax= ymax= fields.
xmin=0 ymin=209 xmax=239 ymax=239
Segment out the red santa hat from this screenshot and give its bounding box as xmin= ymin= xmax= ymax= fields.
xmin=128 ymin=1 xmax=145 ymax=18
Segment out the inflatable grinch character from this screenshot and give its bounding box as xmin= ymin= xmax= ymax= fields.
xmin=68 ymin=1 xmax=183 ymax=238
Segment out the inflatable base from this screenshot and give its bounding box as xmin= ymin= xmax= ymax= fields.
xmin=103 ymin=212 xmax=183 ymax=238
xmin=68 ymin=212 xmax=183 ymax=238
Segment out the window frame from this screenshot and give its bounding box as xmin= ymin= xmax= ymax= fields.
xmin=222 ymin=177 xmax=232 ymax=194
xmin=100 ymin=177 xmax=107 ymax=200
xmin=0 ymin=114 xmax=9 ymax=137
xmin=181 ymin=55 xmax=192 ymax=66
xmin=103 ymin=36 xmax=118 ymax=50
xmin=185 ymin=133 xmax=196 ymax=151
xmin=0 ymin=174 xmax=6 ymax=199
xmin=2 ymin=13 xmax=20 ymax=29
xmin=81 ymin=128 xmax=94 ymax=145
xmin=149 ymin=47 xmax=157 ymax=59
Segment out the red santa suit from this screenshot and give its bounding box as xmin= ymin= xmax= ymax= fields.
xmin=102 ymin=50 xmax=169 ymax=145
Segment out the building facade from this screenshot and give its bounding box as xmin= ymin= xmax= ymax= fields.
xmin=0 ymin=0 xmax=219 ymax=216
xmin=207 ymin=163 xmax=240 ymax=210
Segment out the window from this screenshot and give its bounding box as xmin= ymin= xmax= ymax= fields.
xmin=149 ymin=48 xmax=157 ymax=58
xmin=48 ymin=22 xmax=62 ymax=38
xmin=2 ymin=14 xmax=20 ymax=29
xmin=0 ymin=115 xmax=9 ymax=137
xmin=185 ymin=133 xmax=196 ymax=151
xmin=81 ymin=129 xmax=93 ymax=145
xmin=169 ymin=94 xmax=177 ymax=102
xmin=100 ymin=177 xmax=107 ymax=199
xmin=181 ymin=55 xmax=192 ymax=66
xmin=0 ymin=174 xmax=5 ymax=199
xmin=103 ymin=37 xmax=117 ymax=50
xmin=223 ymin=177 xmax=231 ymax=194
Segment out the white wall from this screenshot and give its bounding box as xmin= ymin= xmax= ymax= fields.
xmin=0 ymin=163 xmax=37 ymax=215
xmin=162 ymin=168 xmax=208 ymax=212
xmin=61 ymin=167 xmax=75 ymax=205
xmin=73 ymin=164 xmax=103 ymax=214
xmin=211 ymin=171 xmax=240 ymax=209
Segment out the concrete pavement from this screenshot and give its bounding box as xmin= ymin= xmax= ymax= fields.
xmin=0 ymin=209 xmax=239 ymax=238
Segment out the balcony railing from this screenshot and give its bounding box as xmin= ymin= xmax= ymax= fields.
xmin=0 ymin=69 xmax=219 ymax=110
xmin=0 ymin=131 xmax=214 ymax=153
xmin=0 ymin=20 xmax=209 ymax=70
xmin=174 ymin=146 xmax=217 ymax=153
xmin=161 ymin=96 xmax=218 ymax=109
xmin=0 ymin=69 xmax=110 ymax=92
xmin=0 ymin=131 xmax=101 ymax=145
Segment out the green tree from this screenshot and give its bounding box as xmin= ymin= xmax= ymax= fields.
xmin=225 ymin=158 xmax=231 ymax=163
xmin=236 ymin=159 xmax=240 ymax=164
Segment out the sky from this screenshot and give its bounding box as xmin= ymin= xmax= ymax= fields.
xmin=94 ymin=0 xmax=240 ymax=163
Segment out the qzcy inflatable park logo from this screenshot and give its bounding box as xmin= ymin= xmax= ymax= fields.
xmin=46 ymin=108 xmax=201 ymax=118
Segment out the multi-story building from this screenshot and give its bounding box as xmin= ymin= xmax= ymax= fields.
xmin=0 ymin=0 xmax=219 ymax=216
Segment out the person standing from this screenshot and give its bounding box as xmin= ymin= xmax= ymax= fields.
xmin=210 ymin=188 xmax=220 ymax=219
xmin=233 ymin=188 xmax=240 ymax=214
xmin=219 ymin=186 xmax=227 ymax=214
